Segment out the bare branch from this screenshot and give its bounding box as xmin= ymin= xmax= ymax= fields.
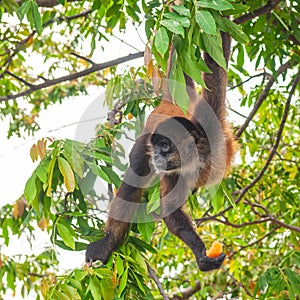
xmin=16 ymin=0 xmax=83 ymax=7
xmin=147 ymin=263 xmax=170 ymax=300
xmin=234 ymin=0 xmax=282 ymax=25
xmin=228 ymin=227 xmax=279 ymax=259
xmin=5 ymin=70 xmax=33 ymax=87
xmin=228 ymin=72 xmax=267 ymax=91
xmin=0 ymin=52 xmax=144 ymax=102
xmin=171 ymin=281 xmax=201 ymax=300
xmin=198 ymin=216 xmax=272 ymax=228
xmin=222 ymin=270 xmax=254 ymax=298
xmin=235 ymin=59 xmax=293 ymax=138
xmin=268 ymin=216 xmax=300 ymax=233
xmin=70 ymin=52 xmax=95 ymax=65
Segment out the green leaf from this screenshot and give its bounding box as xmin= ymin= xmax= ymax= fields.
xmin=116 ymin=255 xmax=124 ymax=275
xmin=215 ymin=16 xmax=249 ymax=44
xmin=118 ymin=268 xmax=128 ymax=296
xmin=137 ymin=221 xmax=155 ymax=243
xmin=221 ymin=182 xmax=236 ymax=209
xmin=24 ymin=172 xmax=37 ymax=205
xmin=61 ymin=285 xmax=81 ymax=300
xmin=209 ymin=185 xmax=224 ymax=213
xmin=195 ymin=10 xmax=217 ymax=35
xmin=101 ymin=166 xmax=121 ymax=187
xmin=197 ymin=0 xmax=233 ymax=11
xmin=89 ymin=276 xmax=102 ymax=300
xmin=56 ymin=223 xmax=75 ymax=250
xmin=35 ymin=158 xmax=50 ymax=183
xmin=202 ymin=33 xmax=227 ymax=70
xmin=46 ymin=154 xmax=57 ymax=197
xmin=154 ymin=27 xmax=169 ymax=57
xmin=160 ymin=19 xmax=184 ymax=37
xmin=164 ymin=12 xmax=190 ymax=28
xmin=181 ymin=53 xmax=207 ymax=88
xmin=30 ymin=1 xmax=43 ymax=35
xmin=100 ymin=277 xmax=115 ymax=300
xmin=169 ymin=53 xmax=190 ymax=112
xmin=146 ymin=183 xmax=161 ymax=214
xmin=58 ymin=156 xmax=75 ymax=192
xmin=63 ymin=141 xmax=84 ymax=178
xmin=17 ymin=1 xmax=31 ymax=21
xmin=128 ymin=236 xmax=157 ymax=254
xmin=171 ymin=5 xmax=191 ymax=17
xmin=87 ymin=162 xmax=110 ymax=183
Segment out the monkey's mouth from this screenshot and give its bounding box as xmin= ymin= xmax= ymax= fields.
xmin=151 ymin=155 xmax=179 ymax=173
xmin=151 ymin=155 xmax=167 ymax=172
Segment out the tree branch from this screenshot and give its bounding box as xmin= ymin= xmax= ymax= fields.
xmin=234 ymin=0 xmax=282 ymax=25
xmin=228 ymin=72 xmax=267 ymax=91
xmin=147 ymin=263 xmax=170 ymax=300
xmin=16 ymin=0 xmax=83 ymax=7
xmin=235 ymin=59 xmax=293 ymax=138
xmin=0 ymin=52 xmax=144 ymax=102
xmin=228 ymin=227 xmax=279 ymax=259
xmin=268 ymin=215 xmax=300 ymax=233
xmin=171 ymin=281 xmax=201 ymax=300
xmin=222 ymin=270 xmax=254 ymax=298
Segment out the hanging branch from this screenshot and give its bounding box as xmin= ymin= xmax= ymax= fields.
xmin=0 ymin=52 xmax=144 ymax=102
xmin=15 ymin=0 xmax=82 ymax=7
xmin=234 ymin=0 xmax=282 ymax=24
xmin=147 ymin=263 xmax=170 ymax=300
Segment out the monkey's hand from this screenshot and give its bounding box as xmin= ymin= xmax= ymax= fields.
xmin=197 ymin=253 xmax=226 ymax=272
xmin=85 ymin=236 xmax=113 ymax=266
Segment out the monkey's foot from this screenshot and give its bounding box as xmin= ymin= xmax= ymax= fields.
xmin=197 ymin=253 xmax=226 ymax=272
xmin=85 ymin=236 xmax=112 ymax=266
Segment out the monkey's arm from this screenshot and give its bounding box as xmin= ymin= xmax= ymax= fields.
xmin=160 ymin=175 xmax=225 ymax=271
xmin=86 ymin=134 xmax=153 ymax=264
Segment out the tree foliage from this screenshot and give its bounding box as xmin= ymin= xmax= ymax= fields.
xmin=0 ymin=0 xmax=300 ymax=299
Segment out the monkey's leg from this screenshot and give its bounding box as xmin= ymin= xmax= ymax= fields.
xmin=86 ymin=134 xmax=153 ymax=264
xmin=160 ymin=175 xmax=225 ymax=271
xmin=163 ymin=209 xmax=225 ymax=271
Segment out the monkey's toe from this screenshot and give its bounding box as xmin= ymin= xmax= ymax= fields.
xmin=197 ymin=253 xmax=226 ymax=272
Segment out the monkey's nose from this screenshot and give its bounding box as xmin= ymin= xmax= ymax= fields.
xmin=153 ymin=154 xmax=167 ymax=171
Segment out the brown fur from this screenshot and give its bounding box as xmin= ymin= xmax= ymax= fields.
xmin=86 ymin=31 xmax=236 ymax=271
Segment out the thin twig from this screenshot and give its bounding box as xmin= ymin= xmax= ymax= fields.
xmin=235 ymin=59 xmax=293 ymax=138
xmin=70 ymin=52 xmax=95 ymax=65
xmin=171 ymin=280 xmax=201 ymax=300
xmin=5 ymin=70 xmax=33 ymax=87
xmin=223 ymin=269 xmax=254 ymax=298
xmin=228 ymin=227 xmax=279 ymax=259
xmin=228 ymin=72 xmax=267 ymax=91
xmin=147 ymin=263 xmax=170 ymax=300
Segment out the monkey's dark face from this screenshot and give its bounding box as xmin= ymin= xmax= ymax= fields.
xmin=150 ymin=134 xmax=181 ymax=172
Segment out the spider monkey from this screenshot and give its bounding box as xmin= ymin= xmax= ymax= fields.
xmin=86 ymin=29 xmax=236 ymax=271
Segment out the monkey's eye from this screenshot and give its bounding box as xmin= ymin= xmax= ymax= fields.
xmin=161 ymin=143 xmax=171 ymax=153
